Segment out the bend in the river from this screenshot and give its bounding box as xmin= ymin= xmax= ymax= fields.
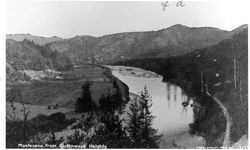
xmin=106 ymin=65 xmax=206 ymax=148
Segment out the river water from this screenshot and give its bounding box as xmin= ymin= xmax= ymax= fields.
xmin=107 ymin=65 xmax=206 ymax=148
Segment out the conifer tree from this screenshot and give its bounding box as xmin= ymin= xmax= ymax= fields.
xmin=99 ymin=80 xmax=124 ymax=113
xmin=139 ymin=86 xmax=160 ymax=148
xmin=89 ymin=108 xmax=130 ymax=148
xmin=127 ymin=86 xmax=160 ymax=148
xmin=127 ymin=98 xmax=143 ymax=147
xmin=75 ymin=82 xmax=93 ymax=112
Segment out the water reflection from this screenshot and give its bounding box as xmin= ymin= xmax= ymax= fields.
xmin=110 ymin=66 xmax=194 ymax=138
xmin=174 ymin=86 xmax=177 ymax=101
xmin=166 ymin=84 xmax=170 ymax=107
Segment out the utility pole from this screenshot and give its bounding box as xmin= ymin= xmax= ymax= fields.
xmin=204 ymin=83 xmax=208 ymax=93
xmin=232 ymin=44 xmax=237 ymax=89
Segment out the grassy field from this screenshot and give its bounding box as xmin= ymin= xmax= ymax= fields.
xmin=6 ymin=101 xmax=72 ymax=120
xmin=6 ymin=64 xmax=129 ymax=113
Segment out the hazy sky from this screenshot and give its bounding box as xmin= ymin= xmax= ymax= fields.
xmin=6 ymin=1 xmax=248 ymax=38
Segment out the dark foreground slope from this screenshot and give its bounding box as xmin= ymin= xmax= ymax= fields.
xmin=114 ymin=27 xmax=248 ymax=147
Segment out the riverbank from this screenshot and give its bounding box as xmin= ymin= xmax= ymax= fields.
xmin=105 ymin=65 xmax=161 ymax=78
xmin=112 ymin=62 xmax=224 ymax=146
xmin=111 ymin=62 xmax=245 ymax=148
xmin=107 ymin=65 xmax=206 ymax=148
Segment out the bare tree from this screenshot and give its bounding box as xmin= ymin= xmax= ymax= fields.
xmin=7 ymin=100 xmax=18 ymax=121
xmin=235 ymin=42 xmax=244 ymax=107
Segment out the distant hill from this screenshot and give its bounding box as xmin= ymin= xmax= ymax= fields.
xmin=6 ymin=34 xmax=63 ymax=45
xmin=46 ymin=24 xmax=233 ymax=64
xmin=229 ymin=24 xmax=248 ymax=36
xmin=6 ymin=39 xmax=73 ymax=82
xmin=6 ymin=39 xmax=46 ymax=70
xmin=6 ymin=24 xmax=247 ymax=65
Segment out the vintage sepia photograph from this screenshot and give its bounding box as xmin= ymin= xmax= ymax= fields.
xmin=5 ymin=0 xmax=248 ymax=149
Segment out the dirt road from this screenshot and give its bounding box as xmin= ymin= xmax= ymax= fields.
xmin=206 ymin=91 xmax=231 ymax=148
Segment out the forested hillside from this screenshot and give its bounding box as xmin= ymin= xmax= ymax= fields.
xmin=7 ymin=39 xmax=73 ymax=71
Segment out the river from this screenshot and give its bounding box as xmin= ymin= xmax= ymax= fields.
xmin=107 ymin=65 xmax=206 ymax=148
